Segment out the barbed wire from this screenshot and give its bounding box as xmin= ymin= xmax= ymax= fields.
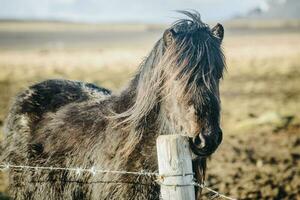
xmin=0 ymin=163 xmax=158 ymax=177
xmin=0 ymin=163 xmax=237 ymax=200
xmin=194 ymin=182 xmax=237 ymax=200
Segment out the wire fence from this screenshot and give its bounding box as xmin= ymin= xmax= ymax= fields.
xmin=0 ymin=163 xmax=236 ymax=200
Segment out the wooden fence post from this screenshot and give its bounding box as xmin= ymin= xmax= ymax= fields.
xmin=156 ymin=135 xmax=195 ymax=200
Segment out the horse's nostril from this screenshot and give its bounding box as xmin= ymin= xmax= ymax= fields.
xmin=193 ymin=135 xmax=201 ymax=145
xmin=193 ymin=134 xmax=205 ymax=148
xmin=190 ymin=130 xmax=222 ymax=157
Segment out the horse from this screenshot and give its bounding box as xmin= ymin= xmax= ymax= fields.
xmin=1 ymin=11 xmax=225 ymax=200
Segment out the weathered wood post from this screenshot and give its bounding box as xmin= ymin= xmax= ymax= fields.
xmin=156 ymin=135 xmax=195 ymax=200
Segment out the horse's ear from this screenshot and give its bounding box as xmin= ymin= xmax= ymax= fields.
xmin=212 ymin=23 xmax=224 ymax=42
xmin=163 ymin=29 xmax=176 ymax=47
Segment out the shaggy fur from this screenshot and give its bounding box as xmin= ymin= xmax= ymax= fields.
xmin=1 ymin=11 xmax=225 ymax=200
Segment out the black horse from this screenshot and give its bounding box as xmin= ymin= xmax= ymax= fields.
xmin=1 ymin=11 xmax=225 ymax=200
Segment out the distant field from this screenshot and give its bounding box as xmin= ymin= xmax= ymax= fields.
xmin=226 ymin=19 xmax=300 ymax=29
xmin=1 ymin=20 xmax=299 ymax=50
xmin=0 ymin=22 xmax=164 ymax=50
xmin=0 ymin=21 xmax=300 ymax=199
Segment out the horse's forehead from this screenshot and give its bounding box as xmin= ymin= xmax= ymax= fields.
xmin=173 ymin=22 xmax=190 ymax=32
xmin=172 ymin=22 xmax=210 ymax=35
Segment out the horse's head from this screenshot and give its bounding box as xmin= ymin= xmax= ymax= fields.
xmin=159 ymin=11 xmax=225 ymax=157
xmin=115 ymin=11 xmax=225 ymax=161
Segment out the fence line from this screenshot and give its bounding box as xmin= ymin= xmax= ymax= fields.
xmin=0 ymin=163 xmax=158 ymax=177
xmin=0 ymin=163 xmax=237 ymax=200
xmin=193 ymin=182 xmax=237 ymax=200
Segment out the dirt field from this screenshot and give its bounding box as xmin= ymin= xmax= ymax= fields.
xmin=0 ymin=22 xmax=300 ymax=199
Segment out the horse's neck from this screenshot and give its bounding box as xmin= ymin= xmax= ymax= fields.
xmin=114 ymin=78 xmax=138 ymax=113
xmin=116 ymin=76 xmax=175 ymax=134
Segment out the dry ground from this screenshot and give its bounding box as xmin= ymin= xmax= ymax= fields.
xmin=0 ymin=22 xmax=300 ymax=199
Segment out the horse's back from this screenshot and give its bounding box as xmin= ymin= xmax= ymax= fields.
xmin=12 ymin=79 xmax=110 ymax=123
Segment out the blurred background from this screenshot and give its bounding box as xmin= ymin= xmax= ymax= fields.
xmin=0 ymin=0 xmax=300 ymax=199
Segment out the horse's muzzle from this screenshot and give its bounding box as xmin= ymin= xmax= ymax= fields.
xmin=189 ymin=128 xmax=223 ymax=157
